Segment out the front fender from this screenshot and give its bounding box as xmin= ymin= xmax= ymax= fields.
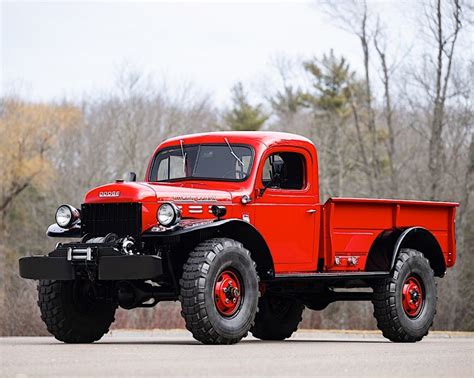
xmin=143 ymin=218 xmax=275 ymax=278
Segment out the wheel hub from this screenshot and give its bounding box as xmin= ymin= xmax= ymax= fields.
xmin=214 ymin=270 xmax=242 ymax=317
xmin=402 ymin=276 xmax=423 ymax=317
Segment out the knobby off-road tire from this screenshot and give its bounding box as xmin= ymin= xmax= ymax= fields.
xmin=38 ymin=280 xmax=117 ymax=343
xmin=180 ymin=238 xmax=259 ymax=345
xmin=372 ymin=248 xmax=437 ymax=342
xmin=251 ymin=295 xmax=304 ymax=340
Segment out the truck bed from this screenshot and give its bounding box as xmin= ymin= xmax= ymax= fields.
xmin=321 ymin=198 xmax=457 ymax=272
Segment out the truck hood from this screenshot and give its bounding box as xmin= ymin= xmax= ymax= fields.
xmin=147 ymin=183 xmax=232 ymax=203
xmin=84 ymin=182 xmax=232 ymax=203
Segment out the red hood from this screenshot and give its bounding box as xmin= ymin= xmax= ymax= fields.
xmin=84 ymin=182 xmax=232 ymax=204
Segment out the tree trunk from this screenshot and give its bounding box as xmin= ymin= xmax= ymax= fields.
xmin=427 ymin=0 xmax=461 ymax=200
xmin=374 ymin=35 xmax=397 ymax=197
xmin=360 ymin=8 xmax=381 ymax=196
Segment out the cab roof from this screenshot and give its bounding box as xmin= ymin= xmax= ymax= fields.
xmin=159 ymin=131 xmax=314 ymax=149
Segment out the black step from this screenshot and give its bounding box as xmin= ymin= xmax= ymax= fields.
xmin=273 ymin=271 xmax=389 ymax=281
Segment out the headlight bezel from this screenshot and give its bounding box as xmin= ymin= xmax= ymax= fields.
xmin=157 ymin=202 xmax=181 ymax=227
xmin=55 ymin=204 xmax=81 ymax=229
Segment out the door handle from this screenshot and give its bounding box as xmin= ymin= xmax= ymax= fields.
xmin=306 ymin=209 xmax=317 ymax=214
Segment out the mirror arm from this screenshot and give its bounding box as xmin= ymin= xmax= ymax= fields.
xmin=259 ymin=174 xmax=280 ymax=197
xmin=259 ymin=184 xmax=269 ymax=197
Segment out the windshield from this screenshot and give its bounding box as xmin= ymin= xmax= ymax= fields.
xmin=149 ymin=143 xmax=254 ymax=182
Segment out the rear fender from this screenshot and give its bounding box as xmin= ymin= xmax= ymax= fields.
xmin=366 ymin=227 xmax=446 ymax=277
xmin=391 ymin=227 xmax=446 ymax=276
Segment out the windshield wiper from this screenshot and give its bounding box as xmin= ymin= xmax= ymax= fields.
xmin=224 ymin=137 xmax=245 ymax=168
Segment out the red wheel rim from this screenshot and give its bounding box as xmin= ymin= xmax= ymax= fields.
xmin=214 ymin=270 xmax=242 ymax=317
xmin=402 ymin=276 xmax=424 ymax=318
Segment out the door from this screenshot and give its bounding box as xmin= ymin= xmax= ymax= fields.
xmin=253 ymin=147 xmax=318 ymax=273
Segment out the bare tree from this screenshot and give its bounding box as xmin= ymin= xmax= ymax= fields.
xmin=319 ymin=0 xmax=382 ymax=195
xmin=374 ymin=20 xmax=398 ymax=196
xmin=417 ymin=0 xmax=462 ymax=199
xmin=0 ymin=98 xmax=80 ymax=225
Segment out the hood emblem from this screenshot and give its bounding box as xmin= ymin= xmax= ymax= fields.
xmin=173 ymin=196 xmax=217 ymax=202
xmin=99 ymin=191 xmax=120 ymax=198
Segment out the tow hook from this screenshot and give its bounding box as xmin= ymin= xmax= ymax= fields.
xmin=122 ymin=237 xmax=135 ymax=255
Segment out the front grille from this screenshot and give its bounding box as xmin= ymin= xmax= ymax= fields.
xmin=81 ymin=203 xmax=142 ymax=238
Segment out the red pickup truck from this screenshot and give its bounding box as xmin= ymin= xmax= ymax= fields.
xmin=19 ymin=131 xmax=457 ymax=344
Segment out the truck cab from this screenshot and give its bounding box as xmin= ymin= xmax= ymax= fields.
xmin=19 ymin=131 xmax=458 ymax=345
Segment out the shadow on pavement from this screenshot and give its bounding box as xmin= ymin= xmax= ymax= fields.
xmin=31 ymin=338 xmax=389 ymax=346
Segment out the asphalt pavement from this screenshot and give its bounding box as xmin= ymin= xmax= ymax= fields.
xmin=1 ymin=330 xmax=473 ymax=377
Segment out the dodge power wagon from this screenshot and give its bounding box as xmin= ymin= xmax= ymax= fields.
xmin=19 ymin=132 xmax=458 ymax=344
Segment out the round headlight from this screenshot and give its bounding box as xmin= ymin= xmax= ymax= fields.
xmin=55 ymin=205 xmax=80 ymax=228
xmin=157 ymin=203 xmax=181 ymax=227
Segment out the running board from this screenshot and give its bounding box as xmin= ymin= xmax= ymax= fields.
xmin=273 ymin=271 xmax=389 ymax=281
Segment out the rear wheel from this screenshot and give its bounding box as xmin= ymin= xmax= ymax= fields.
xmin=372 ymin=248 xmax=437 ymax=342
xmin=179 ymin=238 xmax=259 ymax=344
xmin=251 ymin=295 xmax=304 ymax=340
xmin=37 ymin=279 xmax=117 ymax=343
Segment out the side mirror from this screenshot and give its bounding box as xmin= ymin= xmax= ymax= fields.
xmin=125 ymin=172 xmax=137 ymax=182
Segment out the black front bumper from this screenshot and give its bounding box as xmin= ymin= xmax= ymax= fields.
xmin=19 ymin=244 xmax=163 ymax=281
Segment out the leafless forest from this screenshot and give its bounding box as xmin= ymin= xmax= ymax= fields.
xmin=1 ymin=0 xmax=472 ymax=335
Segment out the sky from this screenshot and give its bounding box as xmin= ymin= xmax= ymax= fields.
xmin=2 ymin=0 xmax=425 ymax=106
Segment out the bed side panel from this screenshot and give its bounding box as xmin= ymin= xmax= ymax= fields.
xmin=323 ymin=199 xmax=456 ymax=271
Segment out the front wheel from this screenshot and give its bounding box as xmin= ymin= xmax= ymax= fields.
xmin=37 ymin=279 xmax=117 ymax=343
xmin=179 ymin=238 xmax=259 ymax=344
xmin=372 ymin=248 xmax=437 ymax=342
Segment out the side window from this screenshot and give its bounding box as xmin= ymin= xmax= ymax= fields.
xmin=262 ymin=155 xmax=283 ymax=184
xmin=261 ymin=152 xmax=305 ymax=190
xmin=157 ymin=154 xmax=186 ymax=180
